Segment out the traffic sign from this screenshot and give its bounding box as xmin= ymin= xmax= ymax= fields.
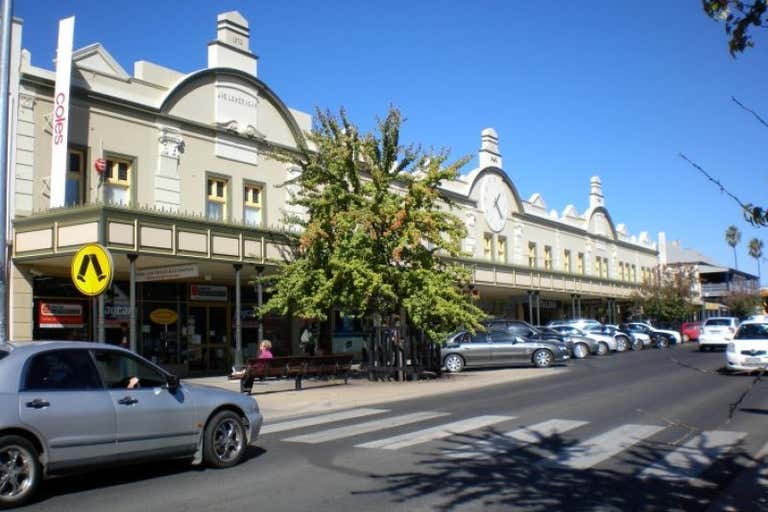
xmin=70 ymin=243 xmax=114 ymax=296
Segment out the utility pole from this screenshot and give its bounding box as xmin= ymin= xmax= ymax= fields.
xmin=0 ymin=0 xmax=14 ymax=343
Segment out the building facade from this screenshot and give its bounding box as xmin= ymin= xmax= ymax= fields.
xmin=9 ymin=11 xmax=658 ymax=374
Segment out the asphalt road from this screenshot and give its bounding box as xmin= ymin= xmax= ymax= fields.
xmin=17 ymin=344 xmax=768 ymax=512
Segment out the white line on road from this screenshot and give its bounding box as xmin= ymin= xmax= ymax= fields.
xmin=283 ymin=411 xmax=450 ymax=443
xmin=355 ymin=415 xmax=515 ymax=450
xmin=261 ymin=408 xmax=389 ymax=434
xmin=639 ymin=430 xmax=747 ymax=481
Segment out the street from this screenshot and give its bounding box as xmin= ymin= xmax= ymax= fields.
xmin=16 ymin=344 xmax=768 ymax=511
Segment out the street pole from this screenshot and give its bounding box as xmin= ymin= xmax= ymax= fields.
xmin=255 ymin=265 xmax=264 ymax=342
xmin=234 ymin=263 xmax=242 ymax=368
xmin=128 ymin=253 xmax=137 ymax=351
xmin=0 ymin=0 xmax=13 ymax=343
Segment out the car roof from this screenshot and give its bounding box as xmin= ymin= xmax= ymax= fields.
xmin=738 ymin=319 xmax=768 ymax=327
xmin=705 ymin=317 xmax=739 ymax=321
xmin=3 ymin=341 xmax=132 ymax=357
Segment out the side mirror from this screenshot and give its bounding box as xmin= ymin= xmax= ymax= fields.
xmin=166 ymin=374 xmax=180 ymax=394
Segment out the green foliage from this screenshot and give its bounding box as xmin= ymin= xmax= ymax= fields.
xmin=725 ymin=225 xmax=742 ymax=269
xmin=748 ymin=237 xmax=764 ymax=278
xmin=260 ymin=107 xmax=487 ymax=341
xmin=723 ymin=291 xmax=762 ymax=318
xmin=703 ymin=0 xmax=767 ymax=56
xmin=632 ymin=266 xmax=698 ymax=323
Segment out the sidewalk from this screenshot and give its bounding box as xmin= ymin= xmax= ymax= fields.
xmin=185 ymin=366 xmax=570 ymax=421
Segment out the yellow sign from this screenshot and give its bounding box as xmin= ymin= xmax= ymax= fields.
xmin=150 ymin=308 xmax=178 ymax=325
xmin=70 ymin=243 xmax=113 ymax=296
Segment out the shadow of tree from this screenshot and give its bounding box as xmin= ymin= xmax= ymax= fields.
xmin=356 ymin=426 xmax=761 ymax=511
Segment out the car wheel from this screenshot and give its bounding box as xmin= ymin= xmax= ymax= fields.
xmin=444 ymin=354 xmax=465 ymax=373
xmin=615 ymin=337 xmax=629 ymax=352
xmin=656 ymin=337 xmax=670 ymax=349
xmin=699 ymin=345 xmax=709 ymax=352
xmin=596 ymin=342 xmax=609 ymax=356
xmin=631 ymin=338 xmax=643 ymax=351
xmin=532 ymin=349 xmax=554 ymax=368
xmin=0 ymin=435 xmax=41 ymax=509
xmin=573 ymin=343 xmax=589 ymax=359
xmin=203 ymin=411 xmax=247 ymax=469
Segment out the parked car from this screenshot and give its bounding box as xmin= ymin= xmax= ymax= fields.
xmin=623 ymin=322 xmax=680 ymax=346
xmin=681 ymin=321 xmax=702 ymax=343
xmin=699 ymin=317 xmax=740 ymax=351
xmin=547 ymin=318 xmax=602 ymax=331
xmin=442 ymin=330 xmax=570 ymax=372
xmin=725 ymin=320 xmax=768 ymax=372
xmin=585 ymin=324 xmax=633 ymax=352
xmin=0 ymin=342 xmax=263 ymax=508
xmin=605 ymin=324 xmax=646 ymax=351
xmin=534 ymin=326 xmax=599 ymax=359
xmin=619 ymin=323 xmax=672 ymax=348
xmin=547 ymin=325 xmax=616 ymax=355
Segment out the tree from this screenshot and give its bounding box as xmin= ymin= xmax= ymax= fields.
xmin=723 ymin=291 xmax=762 ymax=318
xmin=702 ymin=0 xmax=768 ymax=56
xmin=725 ymin=225 xmax=742 ymax=269
xmin=260 ymin=107 xmax=486 ymax=342
xmin=631 ymin=265 xmax=698 ymax=324
xmin=748 ymin=238 xmax=764 ymax=280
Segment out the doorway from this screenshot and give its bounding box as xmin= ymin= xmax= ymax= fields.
xmin=186 ymin=305 xmax=230 ymax=373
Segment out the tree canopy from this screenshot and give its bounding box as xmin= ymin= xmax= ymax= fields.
xmin=632 ymin=266 xmax=698 ymax=323
xmin=260 ymin=107 xmax=486 ymax=341
xmin=703 ymin=0 xmax=767 ymax=56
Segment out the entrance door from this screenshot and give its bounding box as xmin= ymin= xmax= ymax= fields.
xmin=186 ymin=305 xmax=230 ymax=373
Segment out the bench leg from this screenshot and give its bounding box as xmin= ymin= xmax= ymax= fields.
xmin=240 ymin=377 xmax=253 ymax=395
xmin=343 ymin=371 xmax=349 ymax=385
xmin=295 ymin=375 xmax=303 ymax=391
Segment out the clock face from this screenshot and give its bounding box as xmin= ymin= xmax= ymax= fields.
xmin=480 ymin=174 xmax=509 ymax=233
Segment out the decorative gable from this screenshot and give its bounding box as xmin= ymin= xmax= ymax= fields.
xmin=72 ymin=43 xmax=129 ymax=80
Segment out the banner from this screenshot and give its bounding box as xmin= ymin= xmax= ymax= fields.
xmin=49 ymin=16 xmax=75 ymax=209
xmin=38 ymin=302 xmax=84 ymax=329
xmin=190 ymin=284 xmax=228 ymax=302
xmin=136 ymin=264 xmax=199 ymax=282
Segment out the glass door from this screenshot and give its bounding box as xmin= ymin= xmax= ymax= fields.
xmin=184 ymin=305 xmax=230 ymax=373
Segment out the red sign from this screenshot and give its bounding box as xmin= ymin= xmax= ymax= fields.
xmin=38 ymin=302 xmax=84 ymax=329
xmin=94 ymin=158 xmax=106 ymax=174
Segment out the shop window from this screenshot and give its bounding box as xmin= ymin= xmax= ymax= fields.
xmin=528 ymin=242 xmax=537 ymax=268
xmin=66 ymin=148 xmax=85 ymax=206
xmin=483 ymin=233 xmax=493 ymax=260
xmin=244 ymin=183 xmax=263 ymax=226
xmin=563 ymin=249 xmax=571 ymax=273
xmin=497 ymin=236 xmax=507 ymax=263
xmin=207 ymin=176 xmax=228 ymax=221
xmin=544 ymin=245 xmax=552 ymax=270
xmin=104 ymin=156 xmax=132 ymax=206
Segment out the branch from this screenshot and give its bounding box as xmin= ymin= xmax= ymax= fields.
xmin=731 ymin=96 xmax=768 ymax=129
xmin=678 ymin=153 xmax=750 ymax=210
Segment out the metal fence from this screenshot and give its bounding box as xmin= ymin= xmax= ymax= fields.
xmin=362 ymin=326 xmax=442 ymax=381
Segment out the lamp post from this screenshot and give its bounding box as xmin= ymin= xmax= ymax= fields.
xmin=254 ymin=265 xmax=264 ymax=342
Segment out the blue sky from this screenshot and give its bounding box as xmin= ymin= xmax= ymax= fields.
xmin=17 ymin=1 xmax=768 ymax=281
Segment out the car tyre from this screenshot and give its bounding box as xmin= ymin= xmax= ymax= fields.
xmin=631 ymin=338 xmax=643 ymax=351
xmin=656 ymin=337 xmax=670 ymax=349
xmin=596 ymin=342 xmax=609 ymax=356
xmin=0 ymin=435 xmax=41 ymax=509
xmin=444 ymin=354 xmax=465 ymax=373
xmin=615 ymin=337 xmax=629 ymax=352
xmin=573 ymin=343 xmax=589 ymax=359
xmin=203 ymin=411 xmax=247 ymax=469
xmin=532 ymin=349 xmax=554 ymax=368
xmin=699 ymin=345 xmax=709 ymax=352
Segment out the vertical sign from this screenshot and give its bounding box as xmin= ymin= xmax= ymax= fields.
xmin=49 ymin=16 xmax=75 ymax=209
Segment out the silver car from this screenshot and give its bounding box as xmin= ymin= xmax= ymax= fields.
xmin=442 ymin=330 xmax=570 ymax=372
xmin=0 ymin=342 xmax=263 ymax=508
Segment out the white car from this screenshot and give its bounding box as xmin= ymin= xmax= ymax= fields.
xmin=627 ymin=322 xmax=681 ymax=345
xmin=726 ymin=320 xmax=768 ymax=372
xmin=549 ymin=325 xmax=617 ymax=355
xmin=699 ymin=317 xmax=740 ymax=351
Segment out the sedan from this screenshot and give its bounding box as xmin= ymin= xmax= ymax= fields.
xmin=442 ymin=330 xmax=570 ymax=372
xmin=535 ymin=326 xmax=599 ymax=359
xmin=0 ymin=342 xmax=263 ymax=508
xmin=548 ymin=325 xmax=616 ymax=355
xmin=726 ymin=320 xmax=768 ymax=372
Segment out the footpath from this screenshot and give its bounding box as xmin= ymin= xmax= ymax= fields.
xmin=185 ymin=366 xmax=569 ymax=421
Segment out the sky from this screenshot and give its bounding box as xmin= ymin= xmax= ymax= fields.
xmin=16 ymin=1 xmax=768 ymax=282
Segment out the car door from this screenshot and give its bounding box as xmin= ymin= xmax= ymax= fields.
xmin=18 ymin=349 xmax=117 ymax=470
xmin=488 ymin=331 xmax=529 ymax=365
xmin=90 ymin=349 xmax=197 ymax=460
xmin=459 ymin=332 xmax=492 ymax=367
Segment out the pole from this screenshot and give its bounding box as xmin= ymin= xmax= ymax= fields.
xmin=0 ymin=0 xmax=13 ymax=343
xmin=128 ymin=254 xmax=137 ymax=351
xmin=527 ymin=290 xmax=533 ymax=324
xmin=255 ymin=265 xmax=264 ymax=342
xmin=535 ymin=292 xmax=541 ymax=326
xmin=234 ymin=263 xmax=242 ymax=368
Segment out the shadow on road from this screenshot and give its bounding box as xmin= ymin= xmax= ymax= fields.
xmin=357 ymin=427 xmax=761 ymax=512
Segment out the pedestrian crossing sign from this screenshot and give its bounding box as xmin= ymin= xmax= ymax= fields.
xmin=70 ymin=243 xmax=114 ymax=296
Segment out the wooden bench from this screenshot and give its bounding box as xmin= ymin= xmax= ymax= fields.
xmin=232 ymin=354 xmax=354 ymax=393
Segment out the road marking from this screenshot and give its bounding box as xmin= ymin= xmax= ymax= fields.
xmin=639 ymin=430 xmax=747 ymax=481
xmin=356 ymin=415 xmax=514 ymax=450
xmin=283 ymin=411 xmax=450 ymax=443
xmin=448 ymin=418 xmax=589 ymax=459
xmin=261 ymin=408 xmax=389 ymax=434
xmin=544 ymin=424 xmax=665 ymax=470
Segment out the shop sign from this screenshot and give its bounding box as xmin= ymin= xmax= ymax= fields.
xmin=149 ymin=308 xmax=178 ymax=325
xmin=70 ymin=243 xmax=114 ymax=296
xmin=190 ymin=284 xmax=228 ymax=302
xmin=136 ymin=264 xmax=199 ymax=282
xmin=38 ymin=302 xmax=84 ymax=329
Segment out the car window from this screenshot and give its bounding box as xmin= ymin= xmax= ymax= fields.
xmin=24 ymin=349 xmax=103 ymax=391
xmin=489 ymin=331 xmax=515 ymax=343
xmin=91 ymin=350 xmax=167 ymax=389
xmin=469 ymin=333 xmax=488 ymax=344
xmin=0 ymin=350 xmax=7 ymax=361
xmin=735 ymin=323 xmax=768 ymax=340
xmin=705 ymin=319 xmax=733 ymax=326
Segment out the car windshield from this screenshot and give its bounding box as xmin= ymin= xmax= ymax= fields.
xmin=705 ymin=319 xmax=732 ymax=326
xmin=735 ymin=323 xmax=768 ymax=340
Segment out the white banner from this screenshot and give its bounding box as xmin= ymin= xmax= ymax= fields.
xmin=136 ymin=264 xmax=199 ymax=282
xmin=49 ymin=16 xmax=75 ymax=209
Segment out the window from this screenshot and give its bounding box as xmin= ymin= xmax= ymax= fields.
xmin=594 ymin=257 xmax=602 ymax=277
xmin=544 ymin=246 xmax=552 ymax=270
xmin=23 ymin=350 xmax=103 ymax=390
xmin=602 ymin=257 xmax=609 ymax=279
xmin=497 ymin=236 xmax=507 ymax=263
xmin=577 ymin=252 xmax=585 ymax=275
xmin=244 ymin=183 xmax=263 ymax=226
xmin=632 ymin=264 xmax=637 ymax=282
xmin=483 ymin=233 xmax=493 ymax=260
xmin=563 ymin=249 xmax=571 ymax=273
xmin=66 ymin=148 xmax=85 ymax=206
xmin=104 ymin=157 xmax=132 ymax=206
xmin=528 ymin=242 xmax=537 ymax=268
xmin=207 ymin=177 xmax=228 ymax=221
xmin=619 ymin=262 xmax=625 ymax=281
xmin=91 ymin=350 xmax=167 ymax=389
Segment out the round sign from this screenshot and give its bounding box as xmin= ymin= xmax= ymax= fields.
xmin=70 ymin=243 xmax=114 ymax=296
xmin=150 ymin=308 xmax=178 ymax=325
xmin=94 ymin=158 xmax=107 ymax=173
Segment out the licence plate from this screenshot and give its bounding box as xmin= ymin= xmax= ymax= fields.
xmin=744 ymin=357 xmax=763 ymax=364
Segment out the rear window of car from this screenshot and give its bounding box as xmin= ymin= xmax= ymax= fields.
xmin=735 ymin=323 xmax=768 ymax=340
xmin=0 ymin=350 xmax=7 ymax=361
xmin=705 ymin=319 xmax=733 ymax=326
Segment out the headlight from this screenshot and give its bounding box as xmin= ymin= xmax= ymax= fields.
xmin=727 ymin=343 xmax=735 ymax=353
